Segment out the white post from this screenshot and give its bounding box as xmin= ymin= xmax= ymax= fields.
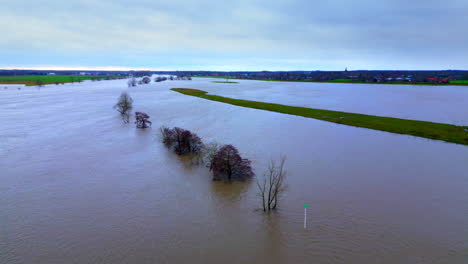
xmin=304 ymin=207 xmax=307 ymax=229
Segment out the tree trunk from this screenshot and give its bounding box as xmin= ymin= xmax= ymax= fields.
xmin=262 ymin=195 xmax=266 ymax=212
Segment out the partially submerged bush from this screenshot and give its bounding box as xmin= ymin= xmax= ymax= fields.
xmin=176 ymin=128 xmax=203 ymax=155
xmin=155 ymin=76 xmax=167 ymax=82
xmin=210 ymin=144 xmax=254 ymax=181
xmin=160 ymin=126 xmax=175 ymax=146
xmin=160 ymin=126 xmax=204 ymax=155
xmin=135 ymin=112 xmax=152 ymax=128
xmin=142 ymin=76 xmax=151 ymax=84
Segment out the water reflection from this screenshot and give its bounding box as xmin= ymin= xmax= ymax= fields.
xmin=210 ymin=180 xmax=252 ymax=203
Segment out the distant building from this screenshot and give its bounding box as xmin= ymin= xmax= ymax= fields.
xmin=47 ymin=73 xmax=56 ymax=75
xmin=427 ymin=77 xmax=449 ymax=83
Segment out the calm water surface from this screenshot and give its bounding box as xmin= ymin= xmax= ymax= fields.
xmin=1 ymin=79 xmax=467 ymax=264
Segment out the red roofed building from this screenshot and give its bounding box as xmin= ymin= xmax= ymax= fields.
xmin=427 ymin=77 xmax=450 ymax=83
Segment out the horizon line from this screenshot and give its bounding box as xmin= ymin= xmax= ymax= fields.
xmin=0 ymin=66 xmax=466 ymax=72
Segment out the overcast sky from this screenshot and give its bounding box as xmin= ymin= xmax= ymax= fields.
xmin=2 ymin=0 xmax=467 ymax=71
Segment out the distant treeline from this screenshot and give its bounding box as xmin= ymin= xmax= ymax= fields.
xmin=189 ymin=70 xmax=468 ymax=84
xmin=2 ymin=69 xmax=468 ymax=84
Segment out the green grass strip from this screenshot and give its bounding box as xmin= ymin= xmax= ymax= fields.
xmin=0 ymin=75 xmax=118 ymax=86
xmin=171 ymin=88 xmax=468 ymax=146
xmin=450 ymin=80 xmax=468 ymax=84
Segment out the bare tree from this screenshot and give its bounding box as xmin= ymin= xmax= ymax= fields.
xmin=203 ymin=142 xmax=220 ymax=169
xmin=135 ymin=112 xmax=152 ymax=128
xmin=257 ymin=157 xmax=287 ymax=212
xmin=113 ymin=92 xmax=133 ymax=123
xmin=128 ymin=77 xmax=137 ymax=87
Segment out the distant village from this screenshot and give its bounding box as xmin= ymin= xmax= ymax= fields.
xmin=190 ymin=69 xmax=468 ymax=84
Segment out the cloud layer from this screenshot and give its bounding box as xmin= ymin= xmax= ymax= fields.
xmin=2 ymin=0 xmax=467 ymax=70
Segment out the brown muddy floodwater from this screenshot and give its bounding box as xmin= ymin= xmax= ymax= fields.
xmin=1 ymin=78 xmax=467 ymax=264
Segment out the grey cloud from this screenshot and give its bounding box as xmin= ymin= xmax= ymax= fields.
xmin=2 ymin=0 xmax=467 ymax=70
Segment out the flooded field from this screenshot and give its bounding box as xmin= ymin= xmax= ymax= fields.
xmin=1 ymin=78 xmax=467 ymax=264
xmin=190 ymin=79 xmax=468 ymax=125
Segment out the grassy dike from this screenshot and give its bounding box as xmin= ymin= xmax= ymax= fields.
xmin=171 ymin=88 xmax=468 ymax=146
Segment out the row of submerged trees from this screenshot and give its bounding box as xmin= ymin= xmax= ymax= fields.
xmin=161 ymin=126 xmax=255 ymax=181
xmin=128 ymin=77 xmax=151 ymax=87
xmin=127 ymin=75 xmax=192 ymax=87
xmin=113 ymin=92 xmax=286 ymax=212
xmin=161 ymin=126 xmax=287 ymax=211
xmin=160 ymin=127 xmax=254 ymax=181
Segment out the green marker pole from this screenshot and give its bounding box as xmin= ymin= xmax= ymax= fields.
xmin=304 ymin=203 xmax=309 ymax=229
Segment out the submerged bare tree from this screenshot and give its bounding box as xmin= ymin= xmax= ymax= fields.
xmin=135 ymin=112 xmax=152 ymax=128
xmin=128 ymin=77 xmax=137 ymax=87
xmin=257 ymin=157 xmax=287 ymax=212
xmin=203 ymin=142 xmax=220 ymax=169
xmin=113 ymin=92 xmax=133 ymax=123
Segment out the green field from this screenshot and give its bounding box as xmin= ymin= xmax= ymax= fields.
xmin=0 ymin=75 xmax=117 ymax=86
xmin=171 ymin=88 xmax=468 ymax=146
xmin=450 ymin=80 xmax=468 ymax=84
